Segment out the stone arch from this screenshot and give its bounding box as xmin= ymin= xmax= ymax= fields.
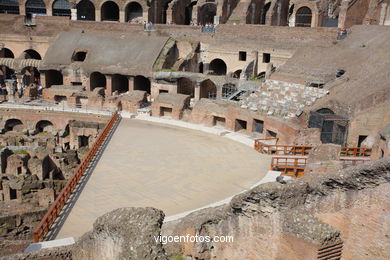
xmin=101 ymin=1 xmax=119 ymax=21
xmin=5 ymin=119 xmax=24 ymax=132
xmin=125 ymin=1 xmax=143 ymax=22
xmin=0 ymin=66 xmax=14 ymax=82
xmin=295 ymin=6 xmax=312 ymax=27
xmin=200 ymin=79 xmax=216 ymax=99
xmin=112 ymin=74 xmax=129 ymax=94
xmin=177 ymin=77 xmax=194 ymax=97
xmin=77 ymin=0 xmax=95 ymax=20
xmin=25 ymin=0 xmax=46 ymax=15
xmin=134 ymin=75 xmax=150 ymax=94
xmin=233 ymin=69 xmax=242 ymax=78
xmin=35 ymin=120 xmax=54 ymax=133
xmin=21 ymin=49 xmax=41 ymax=60
xmin=198 ymin=3 xmax=216 ymax=25
xmin=90 ymin=71 xmax=106 ymax=91
xmin=209 ymin=58 xmax=227 ymax=75
xmin=317 ymin=108 xmax=334 ymax=114
xmin=0 ymin=0 xmax=19 ymax=14
xmin=45 ymin=69 xmax=63 ymax=87
xmin=52 ymin=0 xmax=70 ymax=16
xmin=0 ymin=48 xmax=14 ymax=58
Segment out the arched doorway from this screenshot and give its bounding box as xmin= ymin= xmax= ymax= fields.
xmin=209 ymin=59 xmax=227 ymax=75
xmin=0 ymin=0 xmax=19 ymax=14
xmin=112 ymin=74 xmax=129 ymax=94
xmin=134 ymin=75 xmax=150 ymax=94
xmin=177 ymin=77 xmax=194 ymax=97
xmin=77 ymin=0 xmax=95 ymax=20
xmin=90 ymin=72 xmax=106 ymax=91
xmin=45 ymin=70 xmax=63 ymax=87
xmin=295 ymin=6 xmax=312 ymax=27
xmin=36 ymin=120 xmax=54 ymax=133
xmin=52 ymin=0 xmax=71 ymax=17
xmin=125 ymin=2 xmax=143 ymax=22
xmin=101 ymin=1 xmax=119 ymax=21
xmin=233 ymin=70 xmax=242 ymax=78
xmin=0 ymin=48 xmax=14 ymax=58
xmin=198 ymin=3 xmax=216 ymax=25
xmin=200 ymin=79 xmax=217 ymax=99
xmin=4 ymin=119 xmax=23 ymax=132
xmin=25 ymin=0 xmax=46 ymax=15
xmin=22 ymin=49 xmax=41 ymax=60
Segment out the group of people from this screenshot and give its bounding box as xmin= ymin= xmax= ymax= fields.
xmin=0 ymin=75 xmax=43 ymax=98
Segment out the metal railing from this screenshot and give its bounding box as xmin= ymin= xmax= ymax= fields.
xmin=318 ymin=241 xmax=343 ymax=260
xmin=33 ymin=111 xmax=119 ymax=242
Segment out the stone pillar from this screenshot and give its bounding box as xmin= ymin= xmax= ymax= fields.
xmin=194 ymin=82 xmax=201 ymax=101
xmin=19 ymin=3 xmax=26 ymax=16
xmin=265 ymin=63 xmax=273 ymax=80
xmin=150 ymin=81 xmax=159 ymax=100
xmin=128 ymin=76 xmax=134 ymax=91
xmin=96 ymin=10 xmax=101 ymax=21
xmin=105 ymin=75 xmax=113 ymax=96
xmin=47 ymin=6 xmax=52 ymax=16
xmin=71 ymin=8 xmax=77 ymax=21
xmin=216 ymin=85 xmax=222 ymax=99
xmin=203 ymin=63 xmax=210 ymax=74
xmin=40 ymin=73 xmax=46 ymax=88
xmin=120 ymin=10 xmax=126 ymax=23
xmin=216 ymin=2 xmax=223 ymax=24
xmin=251 ymin=51 xmax=259 ymax=77
xmin=166 ymin=3 xmax=174 ymax=24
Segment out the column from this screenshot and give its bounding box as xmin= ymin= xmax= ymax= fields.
xmin=194 ymin=82 xmax=201 ymax=101
xmin=128 ymin=76 xmax=134 ymax=91
xmin=120 ymin=10 xmax=125 ymax=23
xmin=71 ymin=8 xmax=77 ymax=21
xmin=96 ymin=10 xmax=101 ymax=21
xmin=105 ymin=75 xmax=113 ymax=96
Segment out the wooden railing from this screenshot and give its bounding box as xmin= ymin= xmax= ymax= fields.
xmin=270 ymin=157 xmax=307 ymax=177
xmin=33 ymin=112 xmax=119 ymax=242
xmin=340 ymin=147 xmax=372 ymax=157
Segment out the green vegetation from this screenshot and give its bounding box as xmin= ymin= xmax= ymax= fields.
xmin=249 ymin=77 xmax=261 ymax=81
xmin=14 ymin=149 xmax=29 ymax=155
xmin=156 ymin=68 xmax=179 ymax=72
xmin=172 ymin=255 xmax=185 ymax=260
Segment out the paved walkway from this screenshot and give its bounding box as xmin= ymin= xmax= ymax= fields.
xmin=56 ymin=118 xmax=270 ymax=239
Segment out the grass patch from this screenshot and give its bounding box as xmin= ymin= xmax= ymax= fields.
xmin=14 ymin=149 xmax=29 ymax=155
xmin=172 ymin=255 xmax=185 ymax=260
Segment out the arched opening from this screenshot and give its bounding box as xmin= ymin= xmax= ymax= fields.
xmin=36 ymin=120 xmax=54 ymax=133
xmin=134 ymin=75 xmax=150 ymax=94
xmin=184 ymin=2 xmax=197 ymax=25
xmin=52 ymin=0 xmax=70 ymax=17
xmin=232 ymin=70 xmax=242 ymax=78
xmin=209 ymin=59 xmax=227 ymax=75
xmin=295 ymin=6 xmax=312 ymax=27
xmin=260 ymin=2 xmax=270 ymax=24
xmin=45 ymin=70 xmax=63 ymax=87
xmin=101 ymin=1 xmax=119 ymax=21
xmin=199 ymin=62 xmax=204 ymax=73
xmin=0 ymin=48 xmax=14 ymax=58
xmin=177 ymin=77 xmax=194 ymax=97
xmin=198 ymin=3 xmax=216 ymax=25
xmin=200 ymin=79 xmax=217 ymax=99
xmin=125 ymin=2 xmax=143 ymax=22
xmin=112 ymin=74 xmax=129 ymax=94
xmin=22 ymin=49 xmax=41 ymax=60
xmin=317 ymin=108 xmax=335 ymax=114
xmin=0 ymin=66 xmax=14 ymax=84
xmin=90 ymin=72 xmax=106 ymax=91
xmin=25 ymin=0 xmax=46 ymax=15
xmin=22 ymin=66 xmax=40 ymax=86
xmin=4 ymin=119 xmax=23 ymax=132
xmin=162 ymin=1 xmax=169 ymax=24
xmin=71 ymin=50 xmax=87 ymax=62
xmin=0 ymin=0 xmax=19 ymax=14
xmin=77 ymin=0 xmax=95 ymax=20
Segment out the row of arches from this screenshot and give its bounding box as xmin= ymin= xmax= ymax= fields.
xmin=177 ymin=78 xmax=217 ymax=99
xmin=0 ymin=48 xmax=42 ymax=60
xmin=90 ymin=72 xmax=151 ymax=94
xmin=3 ymin=118 xmax=54 ymax=133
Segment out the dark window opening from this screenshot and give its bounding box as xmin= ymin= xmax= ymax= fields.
xmin=54 ymin=95 xmax=67 ymax=103
xmin=159 ymin=89 xmax=168 ymax=94
xmin=17 ymin=167 xmax=22 ymax=175
xmin=336 ymin=69 xmax=345 ymax=78
xmin=358 ymin=135 xmax=368 ymax=147
xmin=239 ymin=51 xmax=247 ymax=61
xmin=78 ymin=135 xmax=89 ymax=147
xmin=77 ymin=0 xmax=95 ymax=20
xmin=52 ymin=0 xmax=71 ymax=17
xmin=263 ymin=53 xmax=270 ymax=63
xmin=71 ymin=82 xmax=83 ymax=86
xmin=381 ymin=149 xmax=385 ymax=158
xmin=253 ymin=119 xmax=264 ymax=133
xmin=296 ymin=6 xmax=312 ymax=27
xmin=160 ymin=107 xmax=173 ymax=117
xmin=0 ymin=0 xmax=20 ymax=14
xmin=213 ymin=116 xmax=226 ymax=127
xmin=72 ymin=51 xmax=87 ymax=62
xmin=235 ymin=119 xmax=247 ymax=132
xmin=208 ymin=59 xmax=227 ymax=75
xmin=10 ymin=188 xmax=17 ymax=200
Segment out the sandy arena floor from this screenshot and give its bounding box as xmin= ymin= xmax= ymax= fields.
xmin=56 ymin=118 xmax=270 ymax=239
